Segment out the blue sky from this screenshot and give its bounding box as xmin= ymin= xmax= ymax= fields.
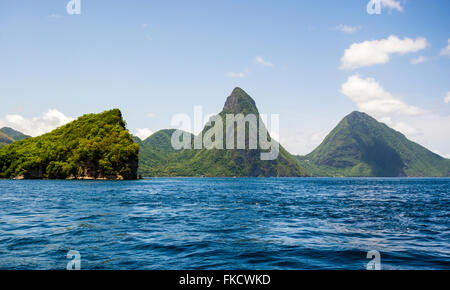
xmin=0 ymin=0 xmax=449 ymax=156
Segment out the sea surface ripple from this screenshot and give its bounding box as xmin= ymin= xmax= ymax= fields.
xmin=0 ymin=178 xmax=448 ymax=269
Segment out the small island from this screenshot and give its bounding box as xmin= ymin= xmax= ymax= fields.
xmin=0 ymin=109 xmax=139 ymax=180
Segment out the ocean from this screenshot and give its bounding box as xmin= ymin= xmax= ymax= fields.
xmin=0 ymin=178 xmax=448 ymax=269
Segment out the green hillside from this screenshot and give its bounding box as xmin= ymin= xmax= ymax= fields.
xmin=138 ymin=88 xmax=308 ymax=177
xmin=296 ymin=111 xmax=450 ymax=177
xmin=0 ymin=109 xmax=139 ymax=180
xmin=136 ymin=129 xmax=194 ymax=176
xmin=0 ymin=131 xmax=13 ymax=149
xmin=142 ymin=129 xmax=186 ymax=152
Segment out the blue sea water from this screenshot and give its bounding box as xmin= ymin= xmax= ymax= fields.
xmin=0 ymin=178 xmax=449 ymax=270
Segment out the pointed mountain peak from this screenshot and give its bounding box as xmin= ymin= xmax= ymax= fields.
xmin=345 ymin=111 xmax=373 ymax=121
xmin=222 ymin=87 xmax=259 ymax=115
xmin=347 ymin=110 xmax=367 ymax=117
xmin=231 ymin=87 xmax=248 ymax=96
xmin=339 ymin=111 xmax=380 ymax=129
xmin=303 ymin=110 xmax=450 ymax=177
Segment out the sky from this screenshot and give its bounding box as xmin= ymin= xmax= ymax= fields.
xmin=0 ymin=0 xmax=449 ymax=157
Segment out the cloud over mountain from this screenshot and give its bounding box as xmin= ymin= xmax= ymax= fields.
xmin=341 ymin=75 xmax=423 ymax=117
xmin=0 ymin=109 xmax=74 ymax=137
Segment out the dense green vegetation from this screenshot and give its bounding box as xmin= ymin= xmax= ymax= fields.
xmin=296 ymin=111 xmax=450 ymax=177
xmin=142 ymin=129 xmax=185 ymax=152
xmin=135 ymin=129 xmax=192 ymax=176
xmin=138 ymin=88 xmax=309 ymax=177
xmin=0 ymin=109 xmax=139 ymax=179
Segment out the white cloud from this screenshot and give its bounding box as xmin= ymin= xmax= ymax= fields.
xmin=403 ymin=114 xmax=450 ymax=158
xmin=134 ymin=128 xmax=153 ymax=140
xmin=379 ymin=117 xmax=418 ymax=135
xmin=142 ymin=23 xmax=148 ymax=28
xmin=334 ymin=24 xmax=361 ymax=34
xmin=341 ymin=75 xmax=424 ymax=118
xmin=255 ymin=56 xmax=274 ymax=67
xmin=411 ymin=55 xmax=427 ymax=64
xmin=0 ymin=109 xmax=74 ymax=137
xmin=432 ymin=150 xmax=450 ymax=159
xmin=380 ymin=0 xmax=404 ymax=12
xmin=340 ymin=35 xmax=428 ymax=70
xmin=280 ymin=130 xmax=328 ymax=155
xmin=444 ymin=92 xmax=450 ymax=104
xmin=440 ymin=38 xmax=450 ymax=56
xmin=226 ymin=72 xmax=246 ymax=78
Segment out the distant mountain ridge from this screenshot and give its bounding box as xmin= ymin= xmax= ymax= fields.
xmin=0 ymin=127 xmax=31 ymax=141
xmin=0 ymin=131 xmax=13 ymax=148
xmin=0 ymin=127 xmax=30 ymax=149
xmin=296 ymin=111 xmax=450 ymax=177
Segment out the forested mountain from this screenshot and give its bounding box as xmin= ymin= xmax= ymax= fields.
xmin=138 ymin=88 xmax=308 ymax=177
xmin=296 ymin=111 xmax=450 ymax=177
xmin=0 ymin=109 xmax=138 ymax=180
